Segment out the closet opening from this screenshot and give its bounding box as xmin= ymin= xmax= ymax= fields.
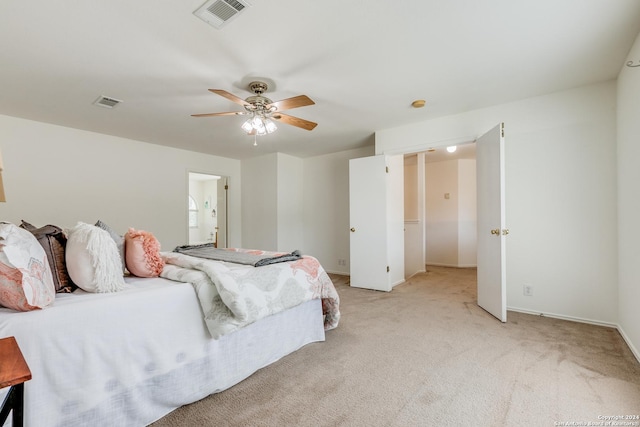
xmin=404 ymin=142 xmax=477 ymax=279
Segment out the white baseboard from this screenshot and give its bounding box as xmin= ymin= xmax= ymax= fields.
xmin=392 ymin=279 xmax=406 ymax=288
xmin=507 ymin=306 xmax=618 ymax=329
xmin=405 ymin=269 xmax=426 ymax=280
xmin=325 ymin=269 xmax=349 ymax=276
xmin=426 ymin=263 xmax=477 ymax=268
xmin=616 ymin=324 xmax=640 ymax=365
xmin=507 ymin=306 xmax=640 ymax=364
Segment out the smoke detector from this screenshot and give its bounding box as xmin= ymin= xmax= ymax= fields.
xmin=194 ymin=0 xmax=252 ymax=29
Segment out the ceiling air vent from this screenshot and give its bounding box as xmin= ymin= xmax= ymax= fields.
xmin=193 ymin=0 xmax=251 ymax=29
xmin=93 ymin=95 xmax=122 ymax=109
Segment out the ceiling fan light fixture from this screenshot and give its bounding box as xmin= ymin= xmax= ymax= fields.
xmin=242 ymin=114 xmax=277 ymax=137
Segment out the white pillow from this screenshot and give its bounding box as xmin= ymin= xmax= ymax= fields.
xmin=65 ymin=222 xmax=125 ymax=293
xmin=0 ymin=222 xmax=56 ymax=311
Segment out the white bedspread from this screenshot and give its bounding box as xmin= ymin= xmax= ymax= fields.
xmin=0 ymin=276 xmax=325 ymax=427
xmin=160 ymin=250 xmax=340 ymax=339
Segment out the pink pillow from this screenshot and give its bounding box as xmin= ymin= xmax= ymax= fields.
xmin=125 ymin=228 xmax=164 ymax=278
xmin=0 ymin=222 xmax=56 ymax=311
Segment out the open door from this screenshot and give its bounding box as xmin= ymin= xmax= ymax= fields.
xmin=476 ymin=123 xmax=507 ymax=322
xmin=216 ymin=177 xmax=228 ymax=248
xmin=349 ymin=155 xmax=404 ymax=291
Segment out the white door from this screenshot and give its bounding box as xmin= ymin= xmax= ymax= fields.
xmin=476 ymin=123 xmax=507 ymax=322
xmin=216 ymin=178 xmax=227 ymax=248
xmin=349 ymin=156 xmax=391 ymax=291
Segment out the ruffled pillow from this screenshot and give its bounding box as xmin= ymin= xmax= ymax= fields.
xmin=0 ymin=222 xmax=56 ymax=311
xmin=65 ymin=222 xmax=125 ymax=293
xmin=125 ymin=228 xmax=164 ymax=278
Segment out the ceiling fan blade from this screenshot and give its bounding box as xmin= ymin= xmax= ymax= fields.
xmin=191 ymin=111 xmax=244 ymax=117
xmin=273 ymin=113 xmax=317 ymax=131
xmin=268 ymin=95 xmax=315 ymax=111
xmin=208 ymin=89 xmax=250 ymax=106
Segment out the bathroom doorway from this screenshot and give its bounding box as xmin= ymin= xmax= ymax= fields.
xmin=188 ymin=172 xmax=228 ymax=247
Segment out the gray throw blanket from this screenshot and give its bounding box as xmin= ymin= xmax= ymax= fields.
xmin=173 ymin=243 xmax=302 ymax=267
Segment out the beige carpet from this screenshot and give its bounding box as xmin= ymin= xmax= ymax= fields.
xmin=152 ymin=267 xmax=640 ymax=427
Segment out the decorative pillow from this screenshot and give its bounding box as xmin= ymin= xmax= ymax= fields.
xmin=19 ymin=220 xmax=77 ymax=293
xmin=0 ymin=222 xmax=56 ymax=311
xmin=125 ymin=228 xmax=164 ymax=278
xmin=65 ymin=222 xmax=125 ymax=293
xmin=95 ymin=220 xmax=126 ymax=273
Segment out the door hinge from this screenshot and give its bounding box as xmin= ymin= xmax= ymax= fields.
xmin=386 ymin=266 xmax=390 ymax=273
xmin=385 ymin=166 xmax=389 ymax=173
xmin=224 ymin=184 xmax=229 ymax=190
xmin=500 ymin=123 xmax=505 ymax=138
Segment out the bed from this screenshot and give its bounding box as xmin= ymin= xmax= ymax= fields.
xmin=0 ymin=226 xmax=340 ymax=427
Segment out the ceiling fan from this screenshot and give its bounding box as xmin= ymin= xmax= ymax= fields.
xmin=192 ymin=81 xmax=317 ymax=136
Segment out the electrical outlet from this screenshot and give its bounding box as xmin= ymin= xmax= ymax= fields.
xmin=338 ymin=259 xmax=346 ymax=266
xmin=523 ymin=285 xmax=533 ymax=297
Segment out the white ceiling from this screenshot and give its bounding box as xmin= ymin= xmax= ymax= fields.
xmin=1 ymin=1 xmax=639 ymax=160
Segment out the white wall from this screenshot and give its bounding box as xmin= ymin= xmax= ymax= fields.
xmin=0 ymin=114 xmax=241 ymax=250
xmin=617 ymin=31 xmax=640 ymax=360
xmin=404 ymin=157 xmax=419 ymax=219
xmin=425 ymin=160 xmax=459 ymax=266
xmin=458 ymin=159 xmax=477 ymax=267
xmin=276 ymin=153 xmax=304 ymax=252
xmin=404 ymin=155 xmax=425 ymax=278
xmin=241 ymin=153 xmax=278 ymax=250
xmin=241 ymin=152 xmax=304 ymax=252
xmin=376 ymin=81 xmax=619 ymax=325
xmin=424 ymin=159 xmax=476 ymax=268
xmin=302 ymin=146 xmax=374 ymax=274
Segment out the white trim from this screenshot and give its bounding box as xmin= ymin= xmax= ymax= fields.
xmin=507 ymin=306 xmax=617 ymax=329
xmin=426 ymin=263 xmax=477 ymax=268
xmin=379 ymin=135 xmax=476 ymax=156
xmin=616 ymin=324 xmax=640 ymax=364
xmin=325 ymin=269 xmax=350 ymax=276
xmin=392 ymin=278 xmax=406 ymax=288
xmin=405 ymin=269 xmax=427 ymax=280
xmin=404 ymin=219 xmax=420 ymax=224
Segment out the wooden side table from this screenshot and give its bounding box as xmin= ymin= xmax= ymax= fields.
xmin=0 ymin=337 xmax=32 ymax=427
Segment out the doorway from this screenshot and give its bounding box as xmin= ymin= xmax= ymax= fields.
xmin=188 ymin=172 xmax=228 ymax=247
xmin=404 ymin=142 xmax=477 ymax=277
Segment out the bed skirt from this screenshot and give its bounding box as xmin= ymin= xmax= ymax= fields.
xmin=0 ymin=276 xmax=325 ymax=427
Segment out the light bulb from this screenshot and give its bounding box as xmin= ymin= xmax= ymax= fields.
xmin=252 ymin=116 xmax=263 ymax=127
xmin=265 ymin=119 xmax=277 ymax=134
xmin=446 ymin=146 xmax=457 ymax=153
xmin=241 ymin=120 xmax=253 ymax=133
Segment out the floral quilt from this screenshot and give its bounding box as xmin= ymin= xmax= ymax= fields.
xmin=160 ymin=249 xmax=340 ymax=339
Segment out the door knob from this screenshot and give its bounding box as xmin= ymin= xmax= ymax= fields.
xmin=350 ymin=227 xmax=356 ymax=232
xmin=490 ymin=228 xmax=500 ymax=235
xmin=502 ymin=229 xmax=510 ymax=235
